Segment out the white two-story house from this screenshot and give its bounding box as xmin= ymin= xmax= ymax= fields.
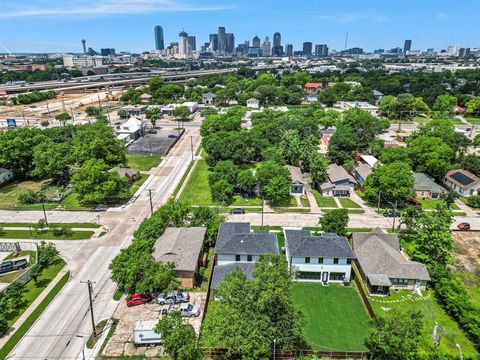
xmin=285 ymin=230 xmax=355 ymax=284
xmin=211 ymin=222 xmax=278 ymax=292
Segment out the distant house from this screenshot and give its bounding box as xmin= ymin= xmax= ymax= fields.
xmin=304 ymin=82 xmax=323 ymax=93
xmin=338 ymin=101 xmax=379 ymax=116
xmin=121 ymin=105 xmax=147 ymax=117
xmin=152 ymin=227 xmax=206 ymax=288
xmin=0 ymin=168 xmax=14 ymax=186
xmin=351 ymin=228 xmax=430 ymax=295
xmin=318 ymin=164 xmax=355 ymax=197
xmin=353 ymin=155 xmax=378 ymax=186
xmin=211 ymin=222 xmax=278 ymax=291
xmin=140 ymin=93 xmax=152 ymax=103
xmin=202 ymin=92 xmax=216 ymax=105
xmin=443 ymin=169 xmax=480 ymax=197
xmin=413 ymin=173 xmax=445 ymax=199
xmin=161 ymin=102 xmax=199 ymax=115
xmin=115 ymin=118 xmax=147 ymax=141
xmin=373 ymin=90 xmax=384 ymax=105
xmin=286 ymin=165 xmax=306 ymax=195
xmin=320 ymin=127 xmax=336 ymax=147
xmin=453 ymin=105 xmax=465 ymax=114
xmin=285 ymin=230 xmax=355 ymax=284
xmin=246 ymin=98 xmax=260 ymax=109
xmin=305 ymin=94 xmax=318 ymax=103
xmin=109 ymin=167 xmax=140 ymax=185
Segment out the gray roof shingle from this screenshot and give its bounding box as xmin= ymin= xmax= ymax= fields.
xmin=285 ymin=230 xmax=355 ymax=258
xmin=211 ymin=262 xmax=255 ymax=290
xmin=215 ymin=222 xmax=278 ymax=255
xmin=413 ymin=173 xmax=445 ymax=193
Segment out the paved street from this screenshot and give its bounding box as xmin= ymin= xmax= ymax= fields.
xmin=9 ymin=128 xmax=200 ymax=359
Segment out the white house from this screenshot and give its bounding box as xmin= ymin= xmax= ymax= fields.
xmin=0 ymin=168 xmax=14 ymax=186
xmin=285 ymin=230 xmax=355 ymax=284
xmin=443 ymin=169 xmax=480 ymax=197
xmin=114 ymin=118 xmax=147 ymax=140
xmin=338 ymin=101 xmax=379 ymax=116
xmin=246 ymin=98 xmax=260 ymax=109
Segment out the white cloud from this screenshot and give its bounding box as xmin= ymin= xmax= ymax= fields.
xmin=0 ymin=0 xmax=231 ymax=18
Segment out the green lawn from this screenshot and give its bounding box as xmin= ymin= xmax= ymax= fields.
xmin=172 ymin=160 xmax=194 ymax=198
xmin=464 ymin=117 xmax=480 ymax=125
xmin=303 ymin=227 xmax=372 ymax=234
xmin=370 ymin=290 xmax=477 ymax=355
xmin=0 ymin=222 xmax=99 ymax=228
xmin=126 ymin=154 xmax=161 ymax=171
xmin=456 ymin=270 xmax=480 ymax=312
xmin=129 ymin=174 xmax=149 ymax=195
xmin=0 ymin=229 xmax=94 ymax=240
xmin=0 ymin=180 xmax=49 ymax=210
xmin=420 ymin=199 xmax=459 ymax=210
xmin=339 ymin=198 xmax=361 ymax=208
xmin=300 ymin=196 xmax=310 ymax=207
xmin=291 ymin=283 xmax=370 ymax=351
xmin=313 ymin=191 xmax=337 ymax=208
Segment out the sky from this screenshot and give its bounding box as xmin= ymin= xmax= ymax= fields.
xmin=0 ymin=0 xmax=478 ymax=54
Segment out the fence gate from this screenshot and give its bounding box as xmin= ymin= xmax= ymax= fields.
xmin=0 ymin=242 xmax=20 ymax=252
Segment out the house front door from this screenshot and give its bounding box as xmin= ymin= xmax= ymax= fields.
xmin=322 ymin=271 xmax=328 ymax=283
xmin=415 ymin=280 xmax=421 ymax=289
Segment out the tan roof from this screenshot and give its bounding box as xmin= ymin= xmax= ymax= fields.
xmin=152 ymin=227 xmax=206 ymax=272
xmin=285 ymin=165 xmax=304 ymax=184
xmin=327 ymin=164 xmax=354 ymax=183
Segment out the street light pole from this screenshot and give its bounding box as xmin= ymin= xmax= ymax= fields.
xmin=261 ymin=197 xmax=265 ymax=227
xmin=148 ymin=189 xmax=153 ymax=216
xmin=190 ymin=136 xmax=194 ymax=161
xmin=41 ymin=201 xmax=48 ymax=227
xmin=273 ymin=338 xmax=276 ymax=360
xmin=81 ymin=280 xmax=97 ymax=337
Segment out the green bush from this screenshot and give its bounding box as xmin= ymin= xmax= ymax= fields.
xmin=18 ymin=190 xmax=39 ymax=204
xmin=466 ymin=195 xmax=480 ymax=208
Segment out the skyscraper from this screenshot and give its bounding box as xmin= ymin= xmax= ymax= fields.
xmin=262 ymin=37 xmax=271 ymax=57
xmin=252 ymin=35 xmax=261 ymax=48
xmin=225 ymin=33 xmax=235 ymax=54
xmin=179 ymin=30 xmax=189 ymax=54
xmin=154 ymin=26 xmax=165 ymax=50
xmin=302 ymin=42 xmax=312 ymax=56
xmin=285 ymin=43 xmax=293 ymax=57
xmin=403 ymin=39 xmax=412 ymax=53
xmin=272 ymin=32 xmax=283 ymax=56
xmin=314 ymin=44 xmax=329 ymax=57
xmin=218 ymin=26 xmax=226 ymax=53
xmin=81 ymin=39 xmax=86 ymax=54
xmin=188 ymin=36 xmax=196 ymax=51
xmin=209 ymin=34 xmax=218 ymax=51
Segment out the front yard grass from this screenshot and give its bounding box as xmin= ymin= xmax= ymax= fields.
xmin=312 ymin=191 xmax=337 ymax=208
xmin=300 ymin=196 xmax=310 ymax=207
xmin=291 ymin=282 xmax=370 ymax=351
xmin=0 ymin=180 xmax=49 ymax=210
xmin=126 ymin=154 xmax=161 ymax=171
xmin=0 ymin=222 xmax=99 ymax=228
xmin=0 ymin=229 xmax=94 ymax=240
xmin=420 ymin=199 xmax=459 ymax=210
xmin=370 ymin=290 xmax=477 ymax=355
xmin=339 ymin=198 xmax=361 ymax=208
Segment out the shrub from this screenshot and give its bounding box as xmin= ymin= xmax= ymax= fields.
xmin=466 ymin=195 xmax=480 ymax=208
xmin=40 ymin=120 xmax=50 ymax=127
xmin=18 ymin=190 xmax=39 ymax=204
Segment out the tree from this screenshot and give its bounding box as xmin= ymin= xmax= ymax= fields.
xmin=256 ymin=161 xmax=290 ymax=186
xmin=280 ymin=130 xmax=302 ymax=166
xmin=439 ymin=191 xmax=459 ymax=208
xmin=327 ymin=125 xmax=358 ymax=165
xmin=208 ymin=160 xmax=239 ymax=186
xmin=54 ymin=112 xmax=72 ymax=125
xmin=211 ymin=179 xmax=234 ymax=205
xmin=309 ymin=153 xmax=328 ymax=184
xmin=0 ymin=313 xmax=8 ymax=336
xmin=342 ymin=108 xmax=385 ymax=149
xmin=364 ymin=311 xmax=423 ymax=360
xmin=379 ymin=95 xmax=398 ymax=119
xmin=29 ymin=264 xmax=43 ymax=285
xmin=264 ymin=176 xmax=291 ymax=207
xmin=236 ymin=169 xmax=256 ymax=194
xmin=408 ymin=136 xmax=453 ymax=178
xmin=135 ymin=256 xmax=179 ymax=293
xmin=31 ymin=140 xmax=72 ymax=182
xmin=85 ymin=106 xmax=101 ymax=116
xmin=417 ymin=118 xmax=470 ymax=156
xmin=379 ymin=147 xmax=411 ymax=165
xmin=173 ymin=106 xmax=191 ymax=123
xmin=37 ymin=241 xmax=59 ymax=268
xmin=261 ymin=147 xmax=285 ymax=164
xmin=460 ymin=154 xmax=480 ymax=177
xmin=71 ymin=159 xmax=129 ymax=204
xmin=319 ymin=209 xmax=349 ymax=236
xmin=369 ymin=138 xmax=384 ymax=158
xmin=117 ymin=109 xmax=129 ymax=119
xmin=433 ymin=94 xmax=457 ymax=116
xmin=156 ymin=311 xmax=203 ymax=360
xmin=466 ymin=95 xmax=480 ymax=117
xmin=363 ymin=162 xmax=415 ymax=206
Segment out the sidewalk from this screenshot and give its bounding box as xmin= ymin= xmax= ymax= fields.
xmin=454 ymin=199 xmax=477 ymax=217
xmin=0 ymin=266 xmax=69 ymax=348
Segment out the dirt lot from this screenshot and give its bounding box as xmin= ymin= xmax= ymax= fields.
xmin=452 ymin=231 xmax=480 ymax=272
xmin=102 ymin=291 xmax=207 ymax=357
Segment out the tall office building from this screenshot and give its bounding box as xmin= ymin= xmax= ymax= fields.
xmin=225 ymin=33 xmax=235 ymax=54
xmin=459 ymin=47 xmax=471 ymax=58
xmin=285 ymin=43 xmax=293 ymax=57
xmin=179 ymin=30 xmax=189 ymax=54
xmin=218 ymin=26 xmax=226 ymax=53
xmin=81 ymin=39 xmax=86 ymax=54
xmin=154 ymin=25 xmax=165 ymax=50
xmin=262 ymin=37 xmax=271 ymax=57
xmin=403 ymin=39 xmax=412 ymax=53
xmin=272 ymin=32 xmax=283 ymax=56
xmin=252 ymin=35 xmax=261 ymax=48
xmin=188 ymin=36 xmax=196 ymax=51
xmin=100 ymin=48 xmax=116 ymax=56
xmin=302 ymin=42 xmax=312 ymax=56
xmin=446 ymin=45 xmax=460 ymax=56
xmin=314 ymin=44 xmax=328 ymax=57
xmin=209 ymin=34 xmax=218 ymax=51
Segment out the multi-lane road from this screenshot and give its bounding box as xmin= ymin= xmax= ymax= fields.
xmin=9 ymin=127 xmax=200 ymax=359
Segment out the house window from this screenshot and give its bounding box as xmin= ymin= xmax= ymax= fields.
xmin=235 ymin=255 xmax=241 ymax=262
xmin=247 ymin=255 xmax=252 ymax=262
xmin=297 ymin=271 xmax=321 ymax=280
xmin=305 ymin=257 xmax=310 ymax=264
xmin=318 ymin=257 xmax=323 ymax=264
xmin=333 ymin=258 xmax=339 ymax=264
xmin=392 ymin=278 xmax=409 ymax=286
xmin=329 ymin=272 xmax=345 ymax=281
xmin=347 ymin=258 xmax=352 ymax=264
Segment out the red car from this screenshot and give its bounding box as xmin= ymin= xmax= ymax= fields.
xmin=457 ymin=222 xmax=471 ymax=231
xmin=410 ymin=199 xmax=421 ymax=206
xmin=126 ymin=293 xmax=152 ymax=307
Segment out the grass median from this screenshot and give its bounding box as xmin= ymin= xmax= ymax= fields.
xmin=0 ymin=229 xmax=94 ymax=240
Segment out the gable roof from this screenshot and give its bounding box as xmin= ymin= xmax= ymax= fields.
xmin=413 ymin=173 xmax=445 ymax=193
xmin=152 ymin=227 xmax=206 ymax=272
xmin=355 ymin=162 xmax=373 ymax=180
xmin=211 ymin=262 xmax=255 ymax=290
xmin=215 ymin=222 xmax=278 ymax=256
xmin=352 ymin=229 xmax=430 ymax=282
xmin=359 ymin=155 xmax=378 ymax=168
xmin=285 ymin=230 xmax=355 ymax=258
xmin=444 ymin=169 xmax=480 ymax=190
xmin=286 ymin=165 xmax=304 ymax=184
xmin=327 ymin=164 xmax=354 ymax=184
xmin=304 ymin=82 xmax=323 ymax=89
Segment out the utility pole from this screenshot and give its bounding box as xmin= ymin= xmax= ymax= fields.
xmin=190 ymin=136 xmax=194 ymax=161
xmin=273 ymin=338 xmax=276 ymax=360
xmin=41 ymin=201 xmax=48 ymax=226
xmin=81 ymin=280 xmax=97 ymax=337
xmin=261 ymin=197 xmax=264 ymax=227
xmin=148 ymin=189 xmax=153 ymax=215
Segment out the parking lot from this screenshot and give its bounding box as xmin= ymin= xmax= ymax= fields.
xmin=102 ymin=291 xmax=207 ymax=357
xmin=127 ymin=130 xmax=181 ymax=156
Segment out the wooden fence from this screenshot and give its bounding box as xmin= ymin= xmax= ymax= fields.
xmin=204 ymin=349 xmax=369 ymax=359
xmin=352 ymin=262 xmax=376 ymax=320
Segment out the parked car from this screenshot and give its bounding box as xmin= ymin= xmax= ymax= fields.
xmin=383 ymin=210 xmax=399 ymax=217
xmin=0 ymin=258 xmax=28 ymax=274
xmin=168 ymin=303 xmax=200 ymax=317
xmin=410 ymin=199 xmax=421 ymax=206
xmin=168 ymin=134 xmax=179 ymax=138
xmin=156 ymin=290 xmax=189 ymax=305
xmin=126 ymin=293 xmax=152 ymax=307
xmin=231 ymin=208 xmax=246 ymax=214
xmin=148 ymin=129 xmax=157 ymax=134
xmin=457 ymin=222 xmax=471 ymax=231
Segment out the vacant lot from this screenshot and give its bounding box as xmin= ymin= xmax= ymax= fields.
xmin=0 ymin=180 xmax=48 ymax=210
xmin=126 ymin=154 xmax=161 ymax=171
xmin=370 ymin=290 xmax=477 ymax=355
xmin=291 ymin=282 xmax=370 ymax=351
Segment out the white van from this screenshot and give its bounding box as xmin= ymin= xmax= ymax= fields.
xmin=132 ymin=320 xmax=162 ymax=347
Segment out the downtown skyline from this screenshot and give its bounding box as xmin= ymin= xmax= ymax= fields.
xmin=0 ymin=0 xmax=479 ymax=53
